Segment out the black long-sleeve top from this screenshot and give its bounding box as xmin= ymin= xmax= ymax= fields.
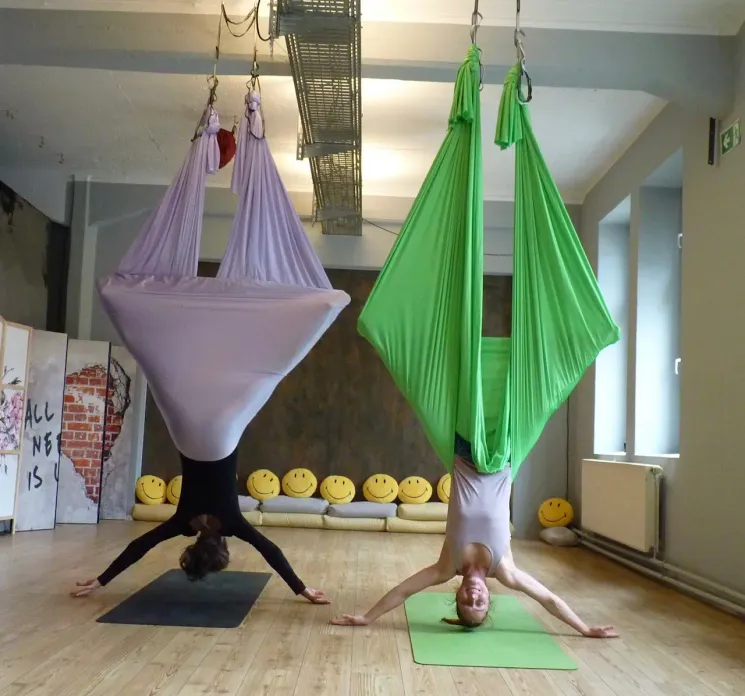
xmin=454 ymin=433 xmax=475 ymax=464
xmin=97 ymin=451 xmax=306 ymax=595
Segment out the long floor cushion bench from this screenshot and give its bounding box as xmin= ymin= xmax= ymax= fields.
xmin=132 ymin=496 xmax=449 ymax=533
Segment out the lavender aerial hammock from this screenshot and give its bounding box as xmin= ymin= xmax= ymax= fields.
xmin=98 ymin=97 xmax=350 ymax=463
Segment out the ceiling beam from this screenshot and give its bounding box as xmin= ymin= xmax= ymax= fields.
xmin=0 ymin=9 xmax=737 ymax=115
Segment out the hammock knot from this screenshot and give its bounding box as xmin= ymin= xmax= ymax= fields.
xmin=246 ymin=91 xmax=265 ymax=139
xmin=203 ymin=107 xmax=221 ymax=136
xmin=448 ymin=45 xmax=481 ymax=127
xmin=494 ymin=64 xmax=526 ymax=150
xmin=201 ymin=108 xmax=221 ymax=175
xmin=247 ymin=91 xmax=261 ymax=112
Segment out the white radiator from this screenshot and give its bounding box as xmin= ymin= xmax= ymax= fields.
xmin=580 ymin=459 xmax=663 ymax=554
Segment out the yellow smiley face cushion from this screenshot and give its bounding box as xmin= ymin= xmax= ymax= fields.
xmin=247 ymin=469 xmax=280 ymax=501
xmin=166 ymin=475 xmax=182 ymax=505
xmin=436 ymin=473 xmax=452 ymax=503
xmin=281 ymin=468 xmax=318 ymax=498
xmin=398 ymin=476 xmax=433 ymax=504
xmin=320 ymin=475 xmax=355 ymax=504
xmin=362 ymin=474 xmax=399 ymax=504
xmin=135 ymin=475 xmax=166 ymax=505
xmin=538 ymin=498 xmax=574 ymax=528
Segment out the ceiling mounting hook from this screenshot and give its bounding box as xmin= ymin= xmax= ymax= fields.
xmin=205 ymin=4 xmax=224 ymax=108
xmin=468 ymin=0 xmax=484 ymax=90
xmin=515 ymin=0 xmax=532 ymax=104
xmin=251 ymin=48 xmax=260 ymax=80
xmin=247 ymin=47 xmax=262 ymax=95
xmin=207 ymin=74 xmax=219 ymax=106
xmin=469 ymin=0 xmax=482 ymax=44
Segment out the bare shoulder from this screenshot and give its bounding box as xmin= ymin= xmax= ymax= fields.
xmin=433 ymin=563 xmax=455 ymax=585
xmin=434 ymin=539 xmax=456 ymax=583
xmin=491 ymin=549 xmax=517 ymax=582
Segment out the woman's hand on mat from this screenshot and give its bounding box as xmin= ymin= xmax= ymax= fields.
xmin=582 ymin=625 xmax=618 ymax=638
xmin=71 ymin=578 xmax=101 ymax=598
xmin=302 ymin=587 xmax=331 ymax=604
xmin=330 ymin=614 xmax=370 ymax=626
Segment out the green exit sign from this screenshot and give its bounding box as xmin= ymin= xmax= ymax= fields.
xmin=721 ymin=119 xmax=741 ymax=156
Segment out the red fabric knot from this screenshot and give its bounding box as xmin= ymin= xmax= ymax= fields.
xmin=217 ymin=128 xmax=236 ymax=169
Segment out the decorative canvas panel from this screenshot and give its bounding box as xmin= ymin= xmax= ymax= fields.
xmin=0 ymin=389 xmax=24 ymax=452
xmin=2 ymin=323 xmax=30 ymax=388
xmin=0 ymin=316 xmax=32 ymax=528
xmin=16 ymin=330 xmax=68 ymax=531
xmin=55 ymin=339 xmax=111 ymax=524
xmin=0 ymin=454 xmax=20 ymax=520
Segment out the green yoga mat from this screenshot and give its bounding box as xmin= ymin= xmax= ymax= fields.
xmin=404 ymin=593 xmax=577 ymax=670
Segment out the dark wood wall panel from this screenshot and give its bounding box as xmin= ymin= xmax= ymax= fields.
xmin=143 ymin=267 xmax=512 ymax=496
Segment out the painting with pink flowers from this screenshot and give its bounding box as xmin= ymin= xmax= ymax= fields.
xmin=0 ymin=317 xmax=32 ymax=525
xmin=2 ymin=322 xmax=30 ymax=389
xmin=0 ymin=389 xmax=24 ymax=451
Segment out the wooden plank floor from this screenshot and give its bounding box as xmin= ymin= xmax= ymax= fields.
xmin=1 ymin=522 xmax=744 ymax=696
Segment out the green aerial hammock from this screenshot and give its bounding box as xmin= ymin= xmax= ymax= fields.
xmin=358 ymin=46 xmax=620 ymax=479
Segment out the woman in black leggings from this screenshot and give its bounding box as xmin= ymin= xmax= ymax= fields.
xmin=71 ymin=451 xmax=329 ymax=605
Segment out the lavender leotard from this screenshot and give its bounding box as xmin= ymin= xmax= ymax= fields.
xmin=446 ymin=435 xmax=512 ymax=575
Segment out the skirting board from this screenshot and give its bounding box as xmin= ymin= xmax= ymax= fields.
xmin=575 ymin=530 xmax=745 ymax=619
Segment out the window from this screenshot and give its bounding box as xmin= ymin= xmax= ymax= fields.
xmin=634 ymin=185 xmax=682 ymax=457
xmin=594 ymin=199 xmax=630 ymax=455
xmin=593 ymin=151 xmax=683 ymax=460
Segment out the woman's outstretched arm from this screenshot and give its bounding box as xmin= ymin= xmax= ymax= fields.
xmin=331 ymin=543 xmax=454 ymax=627
xmin=231 ymin=518 xmax=329 ymax=604
xmin=494 ymin=557 xmax=618 ymax=638
xmin=71 ymin=518 xmax=183 ymax=597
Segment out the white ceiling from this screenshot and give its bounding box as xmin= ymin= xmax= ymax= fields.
xmin=368 ymin=0 xmax=745 ymax=35
xmin=1 ymin=0 xmax=730 ymax=218
xmin=1 ymin=0 xmax=743 ymax=35
xmin=0 ymin=65 xmax=664 ymax=205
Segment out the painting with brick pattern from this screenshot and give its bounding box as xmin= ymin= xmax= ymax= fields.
xmin=100 ymin=346 xmax=138 ymax=520
xmin=55 ymin=339 xmax=111 ymax=524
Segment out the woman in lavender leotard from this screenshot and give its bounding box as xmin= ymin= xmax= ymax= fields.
xmin=331 ymin=435 xmax=617 ymax=637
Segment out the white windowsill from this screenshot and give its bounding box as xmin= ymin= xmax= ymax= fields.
xmin=635 ymin=453 xmax=680 ymax=459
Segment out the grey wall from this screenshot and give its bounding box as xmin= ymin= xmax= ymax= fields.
xmin=595 ymin=221 xmax=630 ymax=454
xmin=635 ymin=187 xmax=682 ymax=456
xmin=0 ymin=187 xmax=49 ymax=329
xmin=570 ymin=27 xmax=745 ymax=594
xmin=670 ymin=29 xmax=745 ymax=589
xmin=512 ymin=405 xmax=568 ymax=539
